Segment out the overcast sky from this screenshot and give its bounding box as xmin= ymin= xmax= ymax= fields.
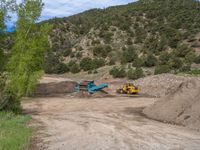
xmin=7 ymin=0 xmax=135 ymax=31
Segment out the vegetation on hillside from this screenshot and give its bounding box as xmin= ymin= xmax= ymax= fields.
xmin=43 ymin=0 xmax=200 ymax=77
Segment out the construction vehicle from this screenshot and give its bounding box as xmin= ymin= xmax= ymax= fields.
xmin=117 ymin=83 xmax=139 ymax=94
xmin=75 ymin=80 xmax=108 ymax=94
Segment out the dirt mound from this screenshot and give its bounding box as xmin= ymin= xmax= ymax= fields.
xmin=143 ymin=79 xmax=200 ymax=130
xmin=134 ymin=74 xmax=200 ymax=97
xmin=33 ymin=76 xmax=77 ymax=96
xmin=105 ymin=74 xmax=200 ymax=98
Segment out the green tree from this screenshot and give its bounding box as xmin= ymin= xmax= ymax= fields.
xmin=121 ymin=46 xmax=137 ymax=64
xmin=127 ymin=67 xmax=144 ymax=80
xmin=154 ymin=65 xmax=171 ymax=75
xmin=80 ymin=57 xmax=94 ymax=71
xmin=109 ymin=66 xmax=126 ymax=78
xmin=194 ymin=55 xmax=200 ymax=64
xmin=4 ymin=0 xmax=52 ymax=111
xmin=144 ymin=54 xmax=158 ymax=67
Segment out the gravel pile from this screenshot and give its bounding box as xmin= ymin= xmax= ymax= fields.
xmin=134 ymin=74 xmax=200 ymax=98
xmin=144 ymin=79 xmax=200 ymax=131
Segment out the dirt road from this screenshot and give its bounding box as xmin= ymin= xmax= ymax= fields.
xmin=23 ymin=95 xmax=200 ymax=150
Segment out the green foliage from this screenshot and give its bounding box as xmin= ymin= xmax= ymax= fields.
xmin=5 ymin=0 xmax=52 ymax=111
xmin=127 ymin=67 xmax=144 ymax=80
xmin=109 ymin=66 xmax=126 ymax=78
xmin=63 ymin=49 xmax=72 ymax=57
xmin=44 ymin=52 xmax=69 ymax=74
xmin=154 ymin=65 xmax=171 ymax=75
xmin=46 ymin=0 xmax=200 ymax=71
xmin=158 ymin=51 xmax=171 ymax=65
xmin=0 ymin=49 xmax=5 ymax=71
xmin=80 ymin=57 xmax=94 ymax=71
xmin=0 ymin=112 xmax=32 ymax=150
xmin=170 ymin=57 xmax=183 ymax=69
xmin=68 ymin=61 xmax=80 ymax=74
xmin=132 ymin=57 xmax=144 ymax=67
xmin=194 ymin=55 xmax=200 ymax=64
xmin=121 ymin=46 xmax=137 ymax=64
xmin=0 ymin=0 xmax=16 ymax=31
xmin=80 ymin=57 xmax=105 ymax=71
xmin=93 ymin=44 xmax=112 ymax=58
xmin=144 ymin=54 xmax=158 ymax=67
xmin=127 ymin=37 xmax=133 ymax=45
xmin=173 ymin=44 xmax=194 ymax=58
xmin=182 ymin=70 xmax=200 ymax=75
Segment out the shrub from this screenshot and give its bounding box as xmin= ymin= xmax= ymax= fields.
xmin=44 ymin=52 xmax=69 ymax=74
xmin=127 ymin=37 xmax=133 ymax=45
xmin=159 ymin=51 xmax=170 ymax=65
xmin=194 ymin=55 xmax=200 ymax=64
xmin=80 ymin=57 xmax=94 ymax=71
xmin=75 ymin=52 xmax=82 ymax=59
xmin=132 ymin=58 xmax=144 ymax=67
xmin=108 ymin=59 xmax=116 ymax=66
xmin=121 ymin=46 xmax=138 ymax=64
xmin=170 ymin=57 xmax=183 ymax=69
xmin=93 ymin=58 xmax=105 ymax=69
xmin=93 ymin=45 xmax=112 ymax=58
xmin=144 ymin=54 xmax=158 ymax=67
xmin=127 ymin=67 xmax=144 ymax=80
xmin=63 ymin=49 xmax=72 ymax=57
xmin=174 ymin=44 xmax=193 ymax=58
xmin=93 ymin=70 xmax=98 ymax=74
xmin=68 ymin=61 xmax=80 ymax=74
xmin=109 ymin=67 xmax=126 ymax=78
xmin=154 ymin=65 xmax=171 ymax=75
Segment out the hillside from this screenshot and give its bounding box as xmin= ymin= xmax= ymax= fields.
xmin=46 ymin=0 xmax=200 ymax=76
xmin=44 ymin=0 xmax=200 ymax=76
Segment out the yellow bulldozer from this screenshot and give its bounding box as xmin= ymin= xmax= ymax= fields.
xmin=117 ymin=83 xmax=139 ymax=94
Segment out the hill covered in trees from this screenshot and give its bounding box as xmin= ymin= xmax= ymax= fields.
xmin=43 ymin=0 xmax=200 ymax=77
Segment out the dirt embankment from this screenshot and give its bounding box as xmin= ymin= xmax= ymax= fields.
xmin=33 ymin=76 xmax=77 ymax=96
xmin=144 ymin=79 xmax=200 ymax=131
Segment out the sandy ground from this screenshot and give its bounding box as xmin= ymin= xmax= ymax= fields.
xmin=22 ymin=95 xmax=200 ymax=150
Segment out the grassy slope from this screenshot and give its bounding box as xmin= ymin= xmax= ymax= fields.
xmin=0 ymin=112 xmax=32 ymax=150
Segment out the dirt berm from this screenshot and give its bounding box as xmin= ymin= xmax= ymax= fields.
xmin=33 ymin=76 xmax=77 ymax=96
xmin=143 ymin=79 xmax=200 ymax=131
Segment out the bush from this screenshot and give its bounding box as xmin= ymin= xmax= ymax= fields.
xmin=109 ymin=67 xmax=126 ymax=78
xmin=194 ymin=55 xmax=200 ymax=64
xmin=121 ymin=46 xmax=138 ymax=64
xmin=159 ymin=51 xmax=170 ymax=65
xmin=63 ymin=49 xmax=72 ymax=57
xmin=144 ymin=54 xmax=158 ymax=67
xmin=93 ymin=45 xmax=112 ymax=58
xmin=80 ymin=57 xmax=94 ymax=71
xmin=75 ymin=52 xmax=82 ymax=59
xmin=154 ymin=65 xmax=171 ymax=75
xmin=93 ymin=58 xmax=105 ymax=69
xmin=44 ymin=52 xmax=69 ymax=74
xmin=170 ymin=57 xmax=183 ymax=69
xmin=127 ymin=37 xmax=133 ymax=45
xmin=80 ymin=58 xmax=105 ymax=71
xmin=132 ymin=58 xmax=144 ymax=67
xmin=174 ymin=44 xmax=193 ymax=58
xmin=68 ymin=61 xmax=80 ymax=74
xmin=127 ymin=67 xmax=144 ymax=80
